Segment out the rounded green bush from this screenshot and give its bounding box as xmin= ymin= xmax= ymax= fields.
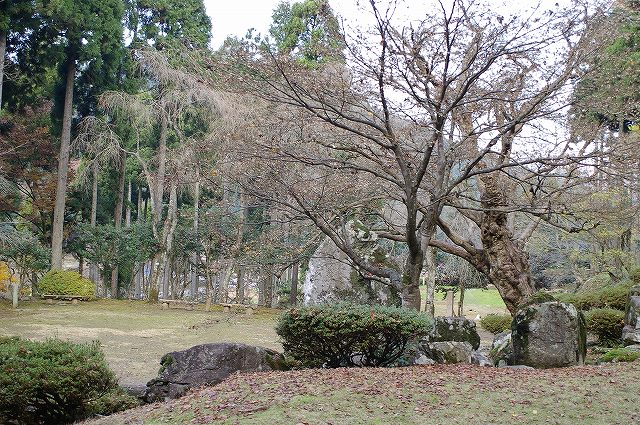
xmin=276 ymin=303 xmax=433 ymax=368
xmin=584 ymin=308 xmax=625 ymax=346
xmin=0 ymin=338 xmax=122 ymax=424
xmin=556 ymin=281 xmax=633 ymax=311
xmin=38 ymin=269 xmax=95 ymax=297
xmin=480 ymin=314 xmax=512 ymax=334
xmin=599 ymin=348 xmax=639 ymax=363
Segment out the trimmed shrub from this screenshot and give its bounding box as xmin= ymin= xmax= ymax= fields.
xmin=276 ymin=303 xmax=432 ymax=368
xmin=480 ymin=314 xmax=512 ymax=334
xmin=0 ymin=338 xmax=125 ymax=424
xmin=557 ymin=281 xmax=633 ymax=311
xmin=38 ymin=269 xmax=95 ymax=297
xmin=584 ymin=308 xmax=625 ymax=346
xmin=599 ymin=348 xmax=640 ymax=363
xmin=87 ymin=387 xmax=140 ymax=417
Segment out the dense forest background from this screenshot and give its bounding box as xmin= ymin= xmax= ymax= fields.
xmin=1 ymin=0 xmax=640 ymax=312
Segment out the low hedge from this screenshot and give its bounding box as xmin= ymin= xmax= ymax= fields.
xmin=556 ymin=281 xmax=633 ymax=311
xmin=584 ymin=308 xmax=625 ymax=346
xmin=599 ymin=348 xmax=640 ymax=363
xmin=0 ymin=337 xmax=136 ymax=424
xmin=276 ymin=303 xmax=432 ymax=368
xmin=480 ymin=314 xmax=512 ymax=334
xmin=38 ymin=269 xmax=95 ymax=298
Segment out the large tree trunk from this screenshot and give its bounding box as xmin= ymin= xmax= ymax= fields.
xmin=111 ymin=151 xmax=126 ymax=299
xmin=152 ymin=113 xmax=168 ymax=229
xmin=289 ymin=262 xmax=299 ymax=306
xmin=190 ymin=173 xmax=200 ymax=300
xmin=236 ymin=267 xmax=245 ymax=304
xmin=263 ymin=267 xmax=274 ymax=308
xmin=89 ymin=160 xmax=100 ymax=290
xmin=480 ymin=175 xmax=535 ymax=314
xmin=155 ymin=181 xmax=178 ymax=299
xmin=401 ymin=250 xmax=423 ymax=310
xmin=0 ymin=29 xmax=6 ymax=111
xmin=51 ymin=57 xmax=76 ymax=269
xmin=424 ymin=247 xmax=436 ymax=316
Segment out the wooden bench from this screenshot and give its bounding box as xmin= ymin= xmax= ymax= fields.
xmin=159 ymin=299 xmax=197 ymax=311
xmin=220 ymin=303 xmax=256 ymax=315
xmin=42 ymin=294 xmax=90 ymax=305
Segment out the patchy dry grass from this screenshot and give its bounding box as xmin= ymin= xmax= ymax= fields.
xmin=0 ymin=299 xmax=280 ymax=386
xmin=85 ymin=362 xmax=640 ymax=425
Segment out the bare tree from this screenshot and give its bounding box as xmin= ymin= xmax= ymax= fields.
xmin=209 ymin=0 xmax=611 ymax=310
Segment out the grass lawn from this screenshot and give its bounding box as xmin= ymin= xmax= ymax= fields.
xmin=0 ymin=299 xmax=281 ymax=386
xmin=85 ymin=362 xmax=640 ymax=425
xmin=429 ymin=287 xmax=508 ymax=317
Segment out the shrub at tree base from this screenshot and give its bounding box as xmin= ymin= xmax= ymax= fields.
xmin=557 ymin=281 xmax=633 ymax=311
xmin=480 ymin=314 xmax=512 ymax=334
xmin=276 ymin=303 xmax=433 ymax=368
xmin=598 ymin=348 xmax=640 ymax=363
xmin=584 ymin=308 xmax=625 ymax=346
xmin=0 ymin=337 xmax=137 ymax=424
xmin=38 ymin=269 xmax=95 ymax=298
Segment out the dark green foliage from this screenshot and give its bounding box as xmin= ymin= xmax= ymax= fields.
xmin=629 ymin=266 xmax=640 ymax=284
xmin=269 ymin=0 xmax=344 ymax=65
xmin=276 ymin=303 xmax=432 ymax=368
xmin=0 ymin=338 xmax=120 ymax=424
xmin=480 ymin=314 xmax=513 ymax=334
xmin=86 ymin=387 xmax=140 ymax=417
xmin=517 ymin=291 xmax=557 ymax=308
xmin=38 ymin=269 xmax=95 ymax=297
xmin=584 ymin=308 xmax=625 ymax=346
xmin=557 ymin=281 xmax=634 ymax=311
xmin=598 ymin=347 xmax=640 ymax=363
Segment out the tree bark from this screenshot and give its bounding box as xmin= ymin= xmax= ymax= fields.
xmin=289 ymin=262 xmax=299 ymax=306
xmin=89 ymin=160 xmax=99 ymax=288
xmin=480 ymin=175 xmax=535 ymax=314
xmin=111 ymin=151 xmax=126 ymax=299
xmin=263 ymin=267 xmax=274 ymax=308
xmin=51 ymin=56 xmax=76 ymax=269
xmin=0 ymin=29 xmax=6 ymax=111
xmin=125 ymin=180 xmax=132 ymax=227
xmin=236 ymin=267 xmax=245 ymax=304
xmin=152 ymin=113 xmax=168 ymax=229
xmin=190 ymin=172 xmax=200 ymax=300
xmin=424 ymin=247 xmax=436 ymax=316
xmin=155 ymin=181 xmax=178 ymax=298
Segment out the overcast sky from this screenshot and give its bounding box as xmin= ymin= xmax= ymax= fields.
xmin=203 ymin=0 xmax=566 ymax=49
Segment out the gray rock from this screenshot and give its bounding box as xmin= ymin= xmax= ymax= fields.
xmin=490 ymin=331 xmax=513 ymax=367
xmin=302 ymin=237 xmax=399 ymax=306
xmin=121 ymin=383 xmax=146 ymax=399
xmin=431 ymin=316 xmax=481 ymax=350
xmin=425 ymin=341 xmax=473 ymax=364
xmin=414 ymin=354 xmax=436 ymax=365
xmin=512 ymin=301 xmax=586 ymax=368
xmin=144 ymin=343 xmax=285 ymax=402
xmin=499 ymin=364 xmax=534 ymax=370
xmin=624 ymin=344 xmax=640 ymax=352
xmin=471 ymin=350 xmax=493 ymax=367
xmin=622 ymin=286 xmax=640 ymax=346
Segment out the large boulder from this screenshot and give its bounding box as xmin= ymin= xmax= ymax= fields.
xmin=489 ymin=331 xmax=513 ymax=367
xmin=431 ymin=316 xmax=481 ymax=350
xmin=622 ymin=286 xmax=640 ymax=345
xmin=144 ymin=343 xmax=284 ymax=402
xmin=512 ymin=301 xmax=586 ymax=368
xmin=302 ymin=237 xmax=399 ymax=306
xmin=425 ymin=341 xmax=473 ymax=364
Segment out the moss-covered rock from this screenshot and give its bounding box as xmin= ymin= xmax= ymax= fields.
xmin=430 ymin=316 xmax=481 ymax=350
xmin=623 ymin=286 xmax=640 ymax=345
xmin=512 ymin=301 xmax=586 ymax=368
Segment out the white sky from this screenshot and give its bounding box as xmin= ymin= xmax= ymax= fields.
xmin=203 ymin=0 xmax=570 ymax=49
